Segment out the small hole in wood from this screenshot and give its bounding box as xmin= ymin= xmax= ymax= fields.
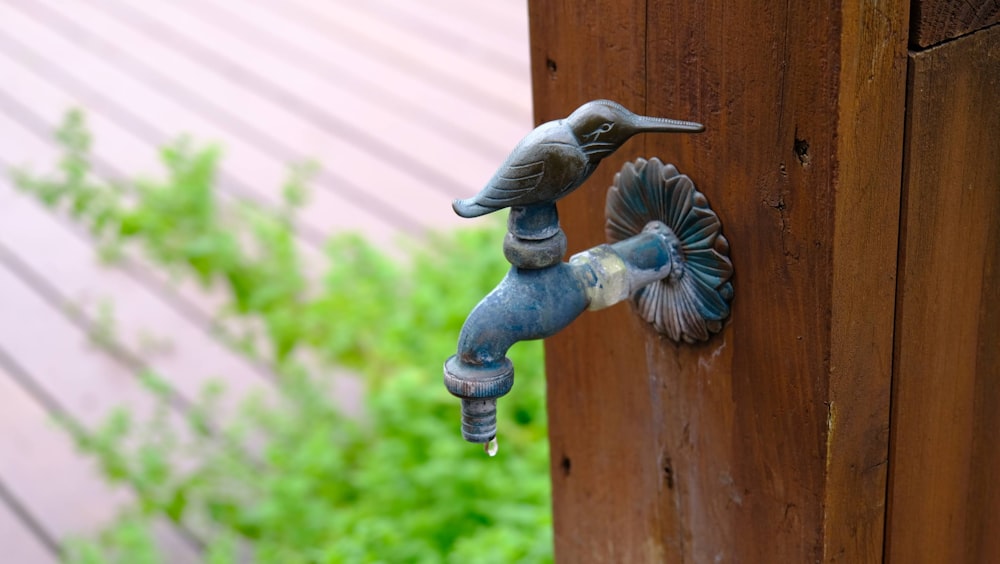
xmin=561 ymin=455 xmax=571 ymax=476
xmin=546 ymin=58 xmax=558 ymax=78
xmin=794 ymin=137 xmax=810 ymax=165
xmin=663 ymin=460 xmax=675 ymax=489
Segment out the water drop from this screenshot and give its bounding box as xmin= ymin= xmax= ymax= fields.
xmin=484 ymin=437 xmax=498 ymax=457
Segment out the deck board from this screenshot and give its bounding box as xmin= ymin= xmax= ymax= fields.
xmin=0 ymin=478 xmax=60 ymax=564
xmin=421 ymin=0 xmax=529 ymax=44
xmin=0 ymin=101 xmax=296 ymax=337
xmin=19 ymin=0 xmax=526 ymax=240
xmin=274 ymin=0 xmax=530 ymax=113
xmin=0 ymin=187 xmax=276 ymax=406
xmin=0 ymin=3 xmax=402 ymax=246
xmin=358 ymin=0 xmax=528 ymax=80
xmin=0 ymin=105 xmax=285 ymax=334
xmin=0 ymin=244 xmax=180 ymax=426
xmin=74 ymin=0 xmax=498 ymax=187
xmin=0 ymin=0 xmax=531 ymax=554
xmin=0 ymin=351 xmax=200 ymax=562
xmin=0 ymin=271 xmax=202 ymax=556
xmin=115 ymin=0 xmax=511 ymax=169
xmin=272 ymin=0 xmax=530 ymax=118
xmin=170 ymin=0 xmax=523 ymax=156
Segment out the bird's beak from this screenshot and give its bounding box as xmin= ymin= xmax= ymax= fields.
xmin=630 ymin=115 xmax=705 ymax=134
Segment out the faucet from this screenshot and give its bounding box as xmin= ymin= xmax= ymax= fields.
xmin=444 ymin=203 xmax=685 ymax=446
xmin=444 ymin=100 xmax=730 ymax=451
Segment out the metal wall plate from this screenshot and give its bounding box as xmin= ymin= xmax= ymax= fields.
xmin=606 ymin=158 xmax=734 ymax=342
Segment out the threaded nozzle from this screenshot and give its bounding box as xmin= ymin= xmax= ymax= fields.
xmin=461 ymin=398 xmax=497 ymax=443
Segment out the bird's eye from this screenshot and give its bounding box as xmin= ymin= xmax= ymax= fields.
xmin=600 ymin=123 xmax=614 ymax=132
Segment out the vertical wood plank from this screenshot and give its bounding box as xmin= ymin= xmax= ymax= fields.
xmin=826 ymin=0 xmax=911 ymax=558
xmin=644 ymin=4 xmax=842 ymax=559
xmin=531 ymin=0 xmax=908 ymax=561
xmin=886 ymin=25 xmax=1000 ymax=563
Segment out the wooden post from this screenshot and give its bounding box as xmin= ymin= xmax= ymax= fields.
xmin=529 ymin=1 xmax=909 ymax=560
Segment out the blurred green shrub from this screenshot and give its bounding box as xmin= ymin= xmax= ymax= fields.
xmin=14 ymin=111 xmax=552 ymax=563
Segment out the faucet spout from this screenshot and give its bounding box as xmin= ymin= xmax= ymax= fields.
xmin=444 ymin=261 xmax=588 ymax=442
xmin=444 ymin=204 xmax=682 ymax=444
xmin=458 ymin=264 xmax=589 ymax=367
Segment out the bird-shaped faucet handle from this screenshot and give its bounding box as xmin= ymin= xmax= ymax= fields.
xmin=452 ymin=100 xmax=704 ymax=218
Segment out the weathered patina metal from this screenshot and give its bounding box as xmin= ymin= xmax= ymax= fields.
xmin=452 ymin=100 xmax=704 ymax=218
xmin=444 ymin=100 xmax=729 ymax=447
xmin=442 ymin=220 xmax=683 ymax=444
xmin=606 ymin=158 xmax=734 ymax=342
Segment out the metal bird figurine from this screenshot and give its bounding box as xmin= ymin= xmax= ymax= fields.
xmin=453 ymin=100 xmax=704 ymax=218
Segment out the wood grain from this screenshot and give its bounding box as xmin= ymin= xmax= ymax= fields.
xmin=910 ymin=0 xmax=1000 ymax=48
xmin=886 ymin=25 xmax=1000 ymax=563
xmin=530 ymin=0 xmax=908 ymax=561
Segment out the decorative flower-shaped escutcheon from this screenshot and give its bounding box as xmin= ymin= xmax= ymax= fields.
xmin=606 ymin=158 xmax=734 ymax=342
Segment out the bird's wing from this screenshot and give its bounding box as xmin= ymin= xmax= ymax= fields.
xmin=476 ymin=160 xmax=546 ymax=206
xmin=476 ymin=141 xmax=584 ymax=206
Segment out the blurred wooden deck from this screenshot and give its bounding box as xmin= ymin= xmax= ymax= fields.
xmin=0 ymin=0 xmax=531 ymax=560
